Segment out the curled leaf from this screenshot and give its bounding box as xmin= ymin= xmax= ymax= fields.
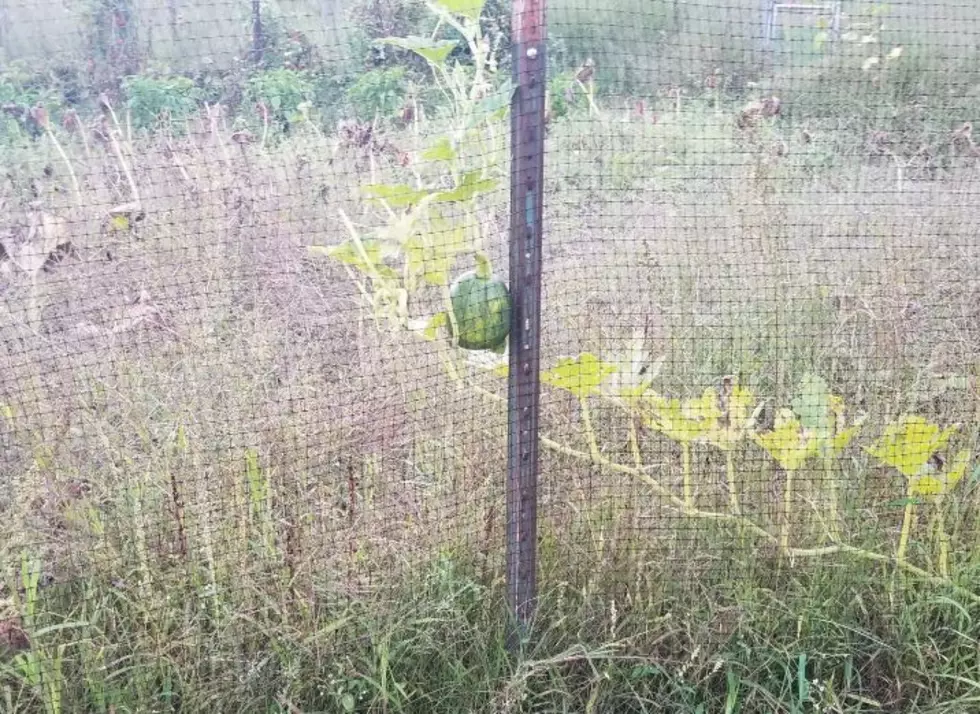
xmin=911 ymin=450 xmax=972 ymax=499
xmin=866 ymin=415 xmax=959 ymax=478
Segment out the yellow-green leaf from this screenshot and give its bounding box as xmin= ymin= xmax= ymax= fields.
xmin=831 ymin=425 xmax=861 ymax=455
xmin=647 ymin=389 xmax=722 ymax=445
xmin=866 ymin=415 xmax=959 ymax=478
xmin=706 ymin=383 xmax=759 ymax=450
xmin=431 ymin=0 xmax=486 ymax=21
xmin=375 ymin=36 xmax=458 ymax=65
xmin=754 ymin=411 xmax=819 ymax=471
xmin=420 ymin=312 xmax=448 ymax=340
xmin=541 ymin=353 xmax=617 ymax=399
xmin=913 ymin=449 xmax=972 ymax=499
xmin=421 ymin=137 xmax=457 ymax=162
xmin=361 ymin=183 xmax=430 ymax=208
xmin=312 ymin=239 xmax=398 ymax=280
xmin=435 ymin=171 xmax=499 ymax=203
xmin=404 ymin=237 xmax=454 ymax=286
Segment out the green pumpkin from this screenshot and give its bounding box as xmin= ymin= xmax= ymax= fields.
xmin=449 ymin=271 xmax=511 ymax=351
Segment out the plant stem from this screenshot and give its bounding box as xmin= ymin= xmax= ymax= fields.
xmin=580 ymin=396 xmax=601 ymax=462
xmin=104 ymin=104 xmax=142 ymax=206
xmin=897 ymin=483 xmax=915 ymax=566
xmin=628 ymin=416 xmax=643 ymax=469
xmin=45 ymin=127 xmax=82 ymax=208
xmin=442 ymin=286 xmax=460 ymax=350
xmin=935 ymin=503 xmax=950 ymax=577
xmin=824 ymin=450 xmax=840 ymax=540
xmin=781 ymin=467 xmax=794 ymax=555
xmin=682 ymin=442 xmax=693 ymax=510
xmin=726 ymin=450 xmax=740 ymax=515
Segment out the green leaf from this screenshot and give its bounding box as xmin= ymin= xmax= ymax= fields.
xmin=404 ymin=221 xmax=468 ymax=287
xmin=791 ymin=373 xmax=833 ymax=441
xmin=341 ymin=693 xmax=355 ymax=712
xmin=361 ymin=183 xmax=430 ymax=208
xmin=431 ymin=0 xmax=486 ymax=20
xmin=375 ymin=36 xmax=458 ymax=65
xmin=421 ymin=137 xmax=457 ymax=162
xmin=541 ymin=353 xmax=617 ymax=399
xmin=435 ymin=171 xmax=499 ymax=203
xmin=490 ymin=338 xmax=507 ymax=355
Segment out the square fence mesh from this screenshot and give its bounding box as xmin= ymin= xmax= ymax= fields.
xmin=0 ymin=0 xmax=979 ymax=710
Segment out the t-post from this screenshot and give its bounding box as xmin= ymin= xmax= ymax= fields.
xmin=507 ymin=0 xmax=547 ymax=650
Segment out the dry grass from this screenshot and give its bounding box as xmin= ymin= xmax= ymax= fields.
xmin=0 ymin=86 xmax=976 ymax=600
xmin=0 ymin=3 xmax=979 ymax=706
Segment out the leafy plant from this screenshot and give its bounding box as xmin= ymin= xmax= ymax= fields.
xmin=309 ymin=0 xmax=510 ymax=355
xmin=516 ymin=352 xmax=980 ymax=603
xmin=245 ymin=68 xmax=315 ymax=134
xmin=3 ymin=553 xmax=81 ymax=714
xmin=346 ymin=67 xmax=410 ymax=122
xmin=307 ymin=0 xmax=980 ymax=612
xmin=123 ymin=73 xmax=202 ymax=132
xmin=866 ymin=415 xmax=971 ymax=574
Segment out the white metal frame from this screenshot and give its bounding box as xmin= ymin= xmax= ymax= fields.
xmin=763 ymin=0 xmax=843 ymax=49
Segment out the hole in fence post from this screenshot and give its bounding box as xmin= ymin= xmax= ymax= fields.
xmin=507 ymin=0 xmax=547 ymax=653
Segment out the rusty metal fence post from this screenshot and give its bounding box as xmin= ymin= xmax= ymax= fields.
xmin=507 ymin=0 xmax=547 ymax=646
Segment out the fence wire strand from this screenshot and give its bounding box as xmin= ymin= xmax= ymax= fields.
xmin=1 ymin=0 xmax=979 ymax=709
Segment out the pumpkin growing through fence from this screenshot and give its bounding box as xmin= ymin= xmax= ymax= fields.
xmin=449 ymin=271 xmax=511 ymax=352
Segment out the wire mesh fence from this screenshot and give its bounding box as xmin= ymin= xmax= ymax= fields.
xmin=1 ymin=0 xmax=980 ymax=709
